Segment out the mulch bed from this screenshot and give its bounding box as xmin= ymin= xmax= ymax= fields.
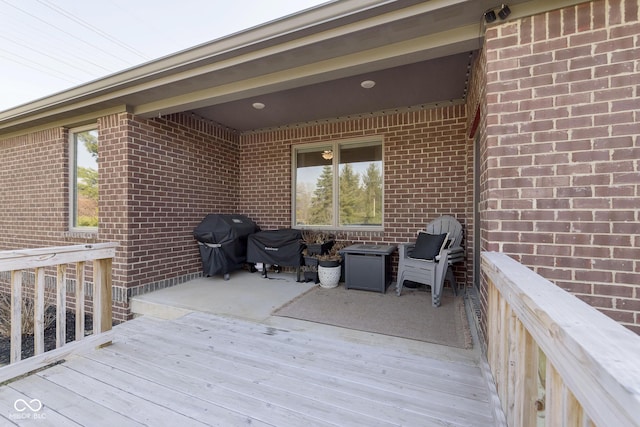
xmin=0 ymin=310 xmax=93 ymax=365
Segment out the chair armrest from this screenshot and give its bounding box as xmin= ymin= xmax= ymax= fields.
xmin=437 ymin=246 xmax=464 ymax=263
xmin=399 ymin=242 xmax=416 ymax=258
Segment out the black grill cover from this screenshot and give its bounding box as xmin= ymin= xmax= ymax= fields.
xmin=246 ymin=229 xmax=303 ymax=267
xmin=193 ymin=214 xmax=258 ymax=276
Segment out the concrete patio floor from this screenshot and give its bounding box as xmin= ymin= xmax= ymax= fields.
xmin=130 ymin=270 xmax=315 ymax=322
xmin=130 ymin=269 xmax=485 ymax=363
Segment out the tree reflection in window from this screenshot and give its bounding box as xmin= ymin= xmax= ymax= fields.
xmin=74 ymin=129 xmax=98 ymax=228
xmin=294 ymin=140 xmax=382 ymax=228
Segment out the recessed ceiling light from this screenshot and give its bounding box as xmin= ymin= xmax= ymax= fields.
xmin=360 ymin=80 xmax=376 ymax=89
xmin=252 ymin=102 xmax=265 ymax=110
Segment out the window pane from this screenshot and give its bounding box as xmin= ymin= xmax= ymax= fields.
xmin=295 ymin=147 xmax=333 ymax=226
xmin=74 ymin=129 xmax=99 ymax=228
xmin=339 ymin=144 xmax=382 ymax=226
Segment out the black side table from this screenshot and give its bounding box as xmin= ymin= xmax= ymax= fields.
xmin=340 ymin=244 xmax=396 ymax=293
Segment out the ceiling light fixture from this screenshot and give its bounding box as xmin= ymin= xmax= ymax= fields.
xmin=360 ymin=80 xmax=376 ymax=89
xmin=252 ymin=102 xmax=265 ymax=110
xmin=322 ymin=150 xmax=333 ymax=160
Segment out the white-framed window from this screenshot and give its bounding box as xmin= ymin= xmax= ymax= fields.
xmin=69 ymin=125 xmax=99 ymax=230
xmin=292 ymin=138 xmax=383 ymax=229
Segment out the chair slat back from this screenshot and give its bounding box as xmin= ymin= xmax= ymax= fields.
xmin=426 ymin=215 xmax=463 ymax=247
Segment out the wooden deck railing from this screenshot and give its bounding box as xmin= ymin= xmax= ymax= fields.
xmin=0 ymin=243 xmax=117 ymax=382
xmin=482 ymin=252 xmax=640 ymax=427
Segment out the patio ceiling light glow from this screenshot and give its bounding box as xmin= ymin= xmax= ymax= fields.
xmin=252 ymin=102 xmax=265 ymax=110
xmin=360 ymin=80 xmax=376 ymax=89
xmin=322 ymin=150 xmax=333 ymax=160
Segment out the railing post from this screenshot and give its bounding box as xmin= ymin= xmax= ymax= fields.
xmin=93 ymin=258 xmax=113 ymax=335
xmin=505 ymin=306 xmax=517 ymax=426
xmin=487 ymin=278 xmax=498 ymax=384
xmin=10 ymin=270 xmax=22 ymax=364
xmin=75 ymin=261 xmax=85 ymax=341
xmin=513 ymin=322 xmax=537 ymax=426
xmin=34 ymin=267 xmax=45 ymax=355
xmin=56 ymin=264 xmax=67 ymax=348
xmin=546 ymin=361 xmax=562 ymax=426
xmin=497 ymin=288 xmax=508 ymax=405
xmin=564 ymin=384 xmax=584 ymax=426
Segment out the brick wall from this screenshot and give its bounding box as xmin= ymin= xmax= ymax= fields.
xmin=0 ymin=127 xmax=102 ymax=319
xmin=0 ymin=128 xmax=73 ymax=249
xmin=467 ymin=47 xmax=489 ymax=340
xmin=239 ymin=106 xmax=472 ymax=282
xmin=483 ymin=0 xmax=640 ymax=333
xmin=3 ymin=106 xmax=473 ymax=321
xmin=101 ymin=113 xmax=241 ymax=320
xmin=1 ymin=112 xmax=240 ymax=321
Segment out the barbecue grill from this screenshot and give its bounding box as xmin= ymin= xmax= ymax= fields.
xmin=246 ymin=229 xmax=304 ymax=281
xmin=193 ymin=214 xmax=258 ymax=280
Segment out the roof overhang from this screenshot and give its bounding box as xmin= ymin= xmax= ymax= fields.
xmin=0 ymin=0 xmax=586 ymax=135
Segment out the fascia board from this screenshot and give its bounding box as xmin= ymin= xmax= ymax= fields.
xmin=133 ymin=24 xmax=482 ymax=117
xmin=0 ymin=105 xmax=130 ymax=140
xmin=0 ymin=0 xmax=392 ymax=121
xmin=0 ymin=0 xmax=465 ymax=129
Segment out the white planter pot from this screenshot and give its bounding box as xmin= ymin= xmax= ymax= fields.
xmin=318 ymin=265 xmax=341 ymax=288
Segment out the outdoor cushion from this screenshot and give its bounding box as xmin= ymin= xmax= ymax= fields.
xmin=411 ymin=232 xmax=448 ymax=260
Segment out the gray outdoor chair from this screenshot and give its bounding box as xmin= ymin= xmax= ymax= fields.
xmin=396 ymin=215 xmax=464 ymax=306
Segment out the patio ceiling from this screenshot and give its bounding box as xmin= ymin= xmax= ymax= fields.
xmin=0 ymin=0 xmax=540 ymax=135
xmin=189 ymin=52 xmax=475 ymax=131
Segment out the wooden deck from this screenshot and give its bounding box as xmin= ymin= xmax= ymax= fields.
xmin=0 ymin=311 xmax=500 ymax=426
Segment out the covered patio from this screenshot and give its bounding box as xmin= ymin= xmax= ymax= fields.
xmin=2 ymin=0 xmax=640 ymax=424
xmin=130 ymin=270 xmax=471 ymax=347
xmin=0 ymin=0 xmax=496 ymax=324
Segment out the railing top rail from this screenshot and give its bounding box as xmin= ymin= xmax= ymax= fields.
xmin=0 ymin=243 xmax=118 ymax=271
xmin=482 ymin=251 xmax=640 ymax=427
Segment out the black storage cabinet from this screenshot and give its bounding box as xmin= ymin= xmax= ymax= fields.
xmin=193 ymin=214 xmax=258 ymax=280
xmin=340 ymin=244 xmax=396 ymax=293
xmin=246 ymin=229 xmax=304 ymax=280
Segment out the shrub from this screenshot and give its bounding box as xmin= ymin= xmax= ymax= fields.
xmin=0 ymin=294 xmax=55 ymax=336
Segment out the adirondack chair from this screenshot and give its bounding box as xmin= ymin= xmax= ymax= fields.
xmin=396 ymin=215 xmax=464 ymax=307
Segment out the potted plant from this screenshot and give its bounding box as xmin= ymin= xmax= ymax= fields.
xmin=300 ymin=230 xmax=335 ymax=285
xmin=301 ymin=265 xmax=319 ymax=284
xmin=316 ymin=240 xmax=350 ymax=288
xmin=301 ymin=230 xmax=334 ymax=256
xmin=317 ymin=254 xmax=341 ymax=288
xmin=301 ymin=248 xmax=320 ymax=283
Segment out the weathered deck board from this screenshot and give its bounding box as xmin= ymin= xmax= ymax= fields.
xmin=0 ymin=385 xmax=83 ymax=426
xmin=61 ymin=356 xmax=274 ymax=427
xmin=104 ymin=333 xmax=446 ymax=426
xmin=116 ymin=313 xmax=493 ymax=423
xmin=0 ymin=312 xmax=498 ymax=426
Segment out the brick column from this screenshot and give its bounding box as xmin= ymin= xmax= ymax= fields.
xmin=483 ymin=0 xmax=640 ymax=333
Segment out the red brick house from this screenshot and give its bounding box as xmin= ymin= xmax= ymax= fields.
xmin=1 ymin=0 xmax=638 ymax=338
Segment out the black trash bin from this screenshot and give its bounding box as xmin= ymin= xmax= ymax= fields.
xmin=193 ymin=214 xmax=258 ymax=280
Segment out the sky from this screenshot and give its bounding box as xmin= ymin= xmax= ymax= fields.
xmin=0 ymin=0 xmax=329 ymax=112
